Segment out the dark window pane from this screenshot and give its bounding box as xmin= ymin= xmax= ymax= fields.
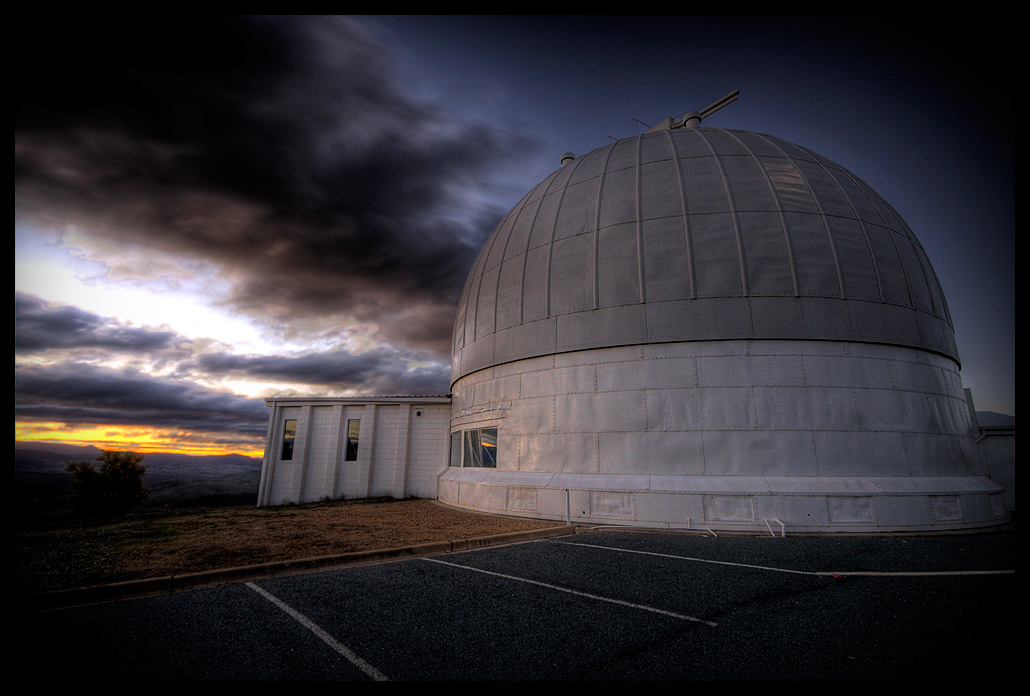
xmin=481 ymin=428 xmax=497 ymax=468
xmin=463 ymin=429 xmax=482 ymax=467
xmin=345 ymin=419 xmax=360 ymax=461
xmin=281 ymin=419 xmax=297 ymax=461
xmin=460 ymin=427 xmax=498 ymax=468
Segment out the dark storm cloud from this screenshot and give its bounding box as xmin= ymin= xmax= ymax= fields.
xmin=15 ymin=292 xmax=183 ymax=354
xmin=15 ymin=362 xmax=269 ymax=436
xmin=15 ymin=16 xmax=536 ymax=355
xmin=194 ymin=349 xmax=451 ymax=396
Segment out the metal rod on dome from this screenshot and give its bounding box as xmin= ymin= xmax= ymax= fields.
xmin=697 ymin=89 xmax=740 ymax=119
xmin=681 ymin=89 xmax=740 ymax=127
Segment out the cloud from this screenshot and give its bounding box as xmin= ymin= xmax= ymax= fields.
xmin=193 ymin=348 xmax=451 ymax=397
xmin=16 ymin=287 xmax=450 ymax=423
xmin=15 ymin=292 xmax=185 ymax=354
xmin=15 ymin=15 xmax=539 ymax=357
xmin=15 ymin=362 xmax=269 ymax=436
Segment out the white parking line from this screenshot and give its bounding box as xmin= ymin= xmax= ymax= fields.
xmin=246 ymin=582 xmax=389 ymax=681
xmin=812 ymin=569 xmax=1015 ymax=576
xmin=557 ymin=541 xmax=821 ymax=575
xmin=554 ymin=541 xmax=1016 ymax=578
xmin=423 ymin=557 xmax=718 ymax=626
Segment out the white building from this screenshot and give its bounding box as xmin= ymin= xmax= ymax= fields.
xmin=258 ymin=397 xmax=451 ymax=506
xmin=259 ymin=107 xmax=1012 ymax=532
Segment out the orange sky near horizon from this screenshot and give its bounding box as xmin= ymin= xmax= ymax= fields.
xmin=15 ymin=421 xmax=267 ymax=458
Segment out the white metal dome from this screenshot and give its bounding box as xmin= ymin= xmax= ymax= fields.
xmin=452 ymin=126 xmax=957 ymax=384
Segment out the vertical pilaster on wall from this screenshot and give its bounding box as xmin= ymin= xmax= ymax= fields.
xmin=392 ymin=404 xmax=412 ymax=498
xmin=257 ymin=402 xmax=279 ymax=506
xmin=325 ymin=404 xmax=344 ymax=498
xmin=292 ymin=405 xmax=312 ymax=503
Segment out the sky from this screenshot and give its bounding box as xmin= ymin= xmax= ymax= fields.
xmin=15 ymin=16 xmax=1014 ymax=458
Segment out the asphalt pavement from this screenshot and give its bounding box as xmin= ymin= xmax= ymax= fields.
xmin=14 ymin=525 xmax=1015 ymax=680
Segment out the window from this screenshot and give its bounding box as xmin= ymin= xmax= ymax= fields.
xmin=281 ymin=419 xmax=297 ymax=461
xmin=449 ymin=427 xmax=497 ymax=468
xmin=344 ymin=419 xmax=360 ymax=461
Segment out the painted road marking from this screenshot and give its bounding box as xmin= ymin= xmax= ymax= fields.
xmin=246 ymin=582 xmax=389 ymax=681
xmin=813 ymin=570 xmax=1015 ymax=576
xmin=554 ymin=541 xmax=1015 ymax=578
xmin=423 ymin=557 xmax=718 ymax=626
xmin=557 ymin=541 xmax=822 ymax=575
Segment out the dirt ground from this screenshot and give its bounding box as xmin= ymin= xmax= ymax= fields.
xmin=17 ymin=498 xmax=563 ymax=596
xmin=190 ymin=498 xmax=562 ymax=568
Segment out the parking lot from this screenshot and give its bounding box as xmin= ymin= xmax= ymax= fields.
xmin=16 ymin=527 xmax=1014 ymax=680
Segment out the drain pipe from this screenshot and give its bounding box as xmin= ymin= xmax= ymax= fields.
xmin=566 ymin=488 xmax=571 ymax=526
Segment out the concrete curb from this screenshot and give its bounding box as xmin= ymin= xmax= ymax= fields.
xmin=18 ymin=525 xmax=580 ymax=614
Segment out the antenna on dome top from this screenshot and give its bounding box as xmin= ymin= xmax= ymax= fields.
xmin=644 ymin=89 xmax=740 ymax=133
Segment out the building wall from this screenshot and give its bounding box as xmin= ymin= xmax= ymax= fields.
xmin=406 ymin=403 xmax=452 ymax=497
xmin=978 ymin=432 xmax=1015 ymax=513
xmin=258 ymin=398 xmax=451 ymax=506
xmin=439 ymin=339 xmax=1008 ymax=532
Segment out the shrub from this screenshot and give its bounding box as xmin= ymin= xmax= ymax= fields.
xmin=66 ymin=451 xmax=149 ymax=517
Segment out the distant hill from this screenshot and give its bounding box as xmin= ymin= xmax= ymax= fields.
xmin=15 ymin=441 xmax=263 ymax=513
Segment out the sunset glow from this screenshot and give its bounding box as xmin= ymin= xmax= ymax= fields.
xmin=15 ymin=421 xmax=266 ymax=458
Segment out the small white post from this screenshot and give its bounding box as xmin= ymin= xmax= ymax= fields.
xmin=764 ymin=519 xmax=787 ymax=537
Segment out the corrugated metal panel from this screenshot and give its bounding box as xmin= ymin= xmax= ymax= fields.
xmin=646 ymin=297 xmax=751 ymax=342
xmin=828 ymin=216 xmax=881 ymax=300
xmin=495 ymin=256 xmax=524 ymax=330
xmin=548 ymin=236 xmax=592 ymax=315
xmin=494 ymin=317 xmax=556 ymax=365
xmin=521 ymin=364 xmax=594 ymax=398
xmin=555 ymin=391 xmax=647 ymax=434
xmin=739 ymin=210 xmax=793 ymax=295
xmin=724 ymin=153 xmax=778 ymax=211
xmin=520 ymin=245 xmax=550 ymax=322
xmin=784 ymin=211 xmax=839 ymax=296
xmin=645 ymin=389 xmax=705 ymax=431
xmin=642 ymin=215 xmax=692 ymax=301
xmin=681 ymin=155 xmax=728 ymax=214
xmin=596 ymin=223 xmax=641 ymax=307
xmin=597 ymin=356 xmax=696 ymax=392
xmin=474 ymin=264 xmax=499 ymax=340
xmin=503 ymin=196 xmax=536 ymax=262
xmin=554 ymin=181 xmax=596 ymax=243
xmin=639 ymin=160 xmax=683 ymax=219
xmin=691 ymin=212 xmax=743 ymax=296
xmin=697 ymin=354 xmax=804 ymax=387
xmin=558 ymin=305 xmax=645 ymax=350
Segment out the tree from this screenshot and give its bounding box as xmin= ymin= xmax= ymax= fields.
xmin=66 ymin=451 xmax=149 ymax=516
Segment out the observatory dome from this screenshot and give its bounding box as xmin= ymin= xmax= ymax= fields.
xmin=452 ymin=126 xmax=957 ymax=381
xmin=441 ymin=124 xmax=1006 ymax=533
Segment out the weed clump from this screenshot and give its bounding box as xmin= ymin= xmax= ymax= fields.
xmin=66 ymin=451 xmax=149 ymax=517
